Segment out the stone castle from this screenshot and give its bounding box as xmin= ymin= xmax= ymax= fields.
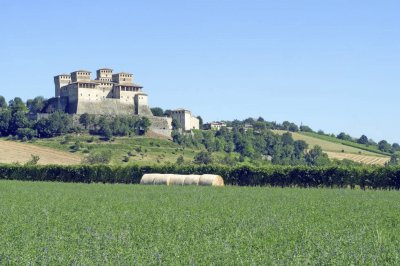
xmin=47 ymin=68 xmax=199 ymax=135
xmin=54 ymin=68 xmax=152 ymax=116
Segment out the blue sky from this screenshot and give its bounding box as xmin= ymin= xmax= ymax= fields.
xmin=0 ymin=0 xmax=399 ymax=143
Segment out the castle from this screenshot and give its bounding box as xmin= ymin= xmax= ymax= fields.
xmin=54 ymin=68 xmax=153 ymax=116
xmin=48 ymin=68 xmax=199 ymax=135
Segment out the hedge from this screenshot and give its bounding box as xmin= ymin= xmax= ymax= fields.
xmin=0 ymin=164 xmax=400 ymax=189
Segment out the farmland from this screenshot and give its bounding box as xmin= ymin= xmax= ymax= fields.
xmin=1 ymin=180 xmax=400 ymax=264
xmin=0 ymin=139 xmax=81 ymax=165
xmin=274 ymin=130 xmax=390 ymax=165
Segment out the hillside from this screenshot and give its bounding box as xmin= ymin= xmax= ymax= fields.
xmin=273 ymin=130 xmax=390 ymax=165
xmin=0 ymin=139 xmax=81 ymax=165
xmin=0 ymin=129 xmax=392 ymax=166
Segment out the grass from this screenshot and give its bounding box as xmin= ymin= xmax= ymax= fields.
xmin=1 ymin=180 xmax=400 ymax=264
xmin=17 ymin=135 xmax=241 ymax=166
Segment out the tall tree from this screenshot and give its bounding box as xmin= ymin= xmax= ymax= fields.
xmin=357 ymin=135 xmax=369 ymax=145
xmin=0 ymin=96 xmax=7 ymax=108
xmin=151 ymin=107 xmax=164 ymax=117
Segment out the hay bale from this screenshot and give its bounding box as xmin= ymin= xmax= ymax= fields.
xmin=183 ymin=175 xmax=201 ymax=186
xmin=199 ymin=174 xmax=224 ymax=186
xmin=140 ymin=174 xmax=224 ymax=186
xmin=169 ymin=174 xmax=186 ymax=185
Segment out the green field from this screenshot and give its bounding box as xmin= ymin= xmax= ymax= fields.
xmin=1 ymin=181 xmax=400 ymax=264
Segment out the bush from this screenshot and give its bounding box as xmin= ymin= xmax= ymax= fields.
xmin=0 ymin=164 xmax=400 ymax=190
xmin=82 ymin=151 xmax=112 ymax=165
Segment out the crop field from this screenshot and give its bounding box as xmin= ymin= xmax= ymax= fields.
xmin=326 ymin=151 xmax=390 ymax=165
xmin=1 ymin=181 xmax=400 ymax=264
xmin=0 ymin=139 xmax=81 ymax=165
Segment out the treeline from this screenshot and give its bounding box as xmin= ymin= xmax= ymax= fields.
xmin=221 ymin=116 xmax=400 ymax=154
xmin=1 ymin=164 xmax=400 ymax=189
xmin=172 ymin=127 xmax=356 ymax=166
xmin=0 ymin=96 xmax=150 ymax=140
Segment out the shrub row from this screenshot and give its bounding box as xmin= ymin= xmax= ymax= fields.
xmin=1 ymin=164 xmax=400 ymax=189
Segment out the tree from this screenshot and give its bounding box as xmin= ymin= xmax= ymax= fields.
xmin=136 ymin=117 xmax=150 ymax=135
xmin=357 ymin=135 xmax=369 ymax=145
xmin=386 ymin=154 xmax=399 ymax=166
xmin=392 ymin=143 xmax=400 ymax=152
xmin=197 ymin=116 xmax=203 ymax=129
xmin=9 ymin=97 xmax=27 ymax=113
xmin=163 ymin=109 xmax=172 ymax=117
xmin=288 ymin=123 xmax=299 ymax=132
xmin=9 ymin=111 xmax=31 ymax=135
xmin=378 ymin=140 xmax=392 ymax=153
xmin=172 ymin=119 xmax=182 ymax=130
xmin=16 ymin=128 xmax=37 ymax=140
xmin=83 ymin=150 xmax=112 ymax=164
xmin=26 ymin=96 xmax=45 ymax=114
xmin=79 ymin=113 xmax=93 ymax=129
xmin=25 ymin=154 xmax=40 ymax=166
xmin=305 ymin=145 xmax=330 ymax=166
xmin=176 ymin=155 xmax=184 ymax=165
xmin=0 ymin=108 xmax=11 ymax=136
xmin=281 ymin=132 xmax=294 ymax=146
xmin=151 ymin=107 xmax=164 ymax=117
xmin=35 ymin=112 xmax=72 ymax=138
xmin=337 ymin=132 xmax=352 ymax=141
xmin=0 ymin=96 xmax=7 ymax=108
xmin=193 ymin=151 xmax=213 ymax=165
xmin=293 ymin=140 xmax=308 ymax=157
xmin=300 ymin=125 xmax=313 ymax=132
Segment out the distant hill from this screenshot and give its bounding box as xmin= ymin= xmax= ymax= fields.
xmin=274 ymin=130 xmax=389 ymax=165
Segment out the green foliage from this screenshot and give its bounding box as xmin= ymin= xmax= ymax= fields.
xmin=16 ymin=128 xmax=37 ymax=140
xmin=193 ymin=151 xmax=213 ymax=165
xmin=176 ymin=155 xmax=184 ymax=165
xmin=26 ymin=96 xmax=45 ymax=114
xmin=172 ymin=119 xmax=182 ymax=130
xmin=82 ymin=151 xmax=112 ymax=165
xmin=150 ymin=107 xmax=164 ymax=117
xmin=305 ymin=145 xmax=330 ymax=166
xmin=357 ymin=134 xmax=369 ymax=145
xmin=35 ymin=112 xmax=73 ymax=138
xmin=0 ymin=95 xmax=7 ymax=108
xmin=1 ymin=164 xmax=400 ymax=189
xmin=24 ymin=154 xmax=40 ymax=166
xmin=0 ymin=108 xmax=11 ymax=136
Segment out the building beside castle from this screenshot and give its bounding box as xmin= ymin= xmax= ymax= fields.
xmin=170 ymin=109 xmax=200 ymax=131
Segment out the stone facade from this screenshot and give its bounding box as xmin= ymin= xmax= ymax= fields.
xmin=45 ymin=68 xmax=199 ymax=137
xmin=171 ymin=109 xmax=200 ymax=131
xmin=53 ymin=68 xmax=152 ymax=116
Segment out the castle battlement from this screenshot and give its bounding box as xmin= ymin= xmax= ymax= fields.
xmin=53 ymin=68 xmax=152 ymax=116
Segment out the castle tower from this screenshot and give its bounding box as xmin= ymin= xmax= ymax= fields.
xmin=54 ymin=74 xmax=71 ymax=97
xmin=96 ymin=68 xmax=113 ymax=81
xmin=70 ymin=70 xmax=91 ymax=82
xmin=134 ymin=93 xmax=153 ymax=116
xmin=112 ymin=72 xmax=133 ymax=85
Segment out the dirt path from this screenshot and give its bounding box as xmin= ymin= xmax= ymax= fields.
xmin=0 ymin=140 xmax=81 ymax=165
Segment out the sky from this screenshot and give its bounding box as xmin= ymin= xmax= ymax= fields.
xmin=0 ymin=0 xmax=399 ymax=143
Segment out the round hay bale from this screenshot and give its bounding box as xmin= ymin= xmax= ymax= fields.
xmin=199 ymin=174 xmax=224 ymax=186
xmin=152 ymin=174 xmax=171 ymax=185
xmin=140 ymin=174 xmax=224 ymax=186
xmin=183 ymin=175 xmax=201 ymax=186
xmin=169 ymin=175 xmax=186 ymax=185
xmin=140 ymin=173 xmax=157 ymax=185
